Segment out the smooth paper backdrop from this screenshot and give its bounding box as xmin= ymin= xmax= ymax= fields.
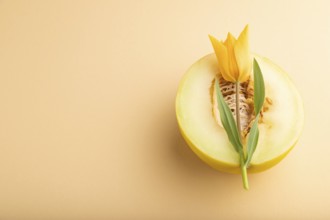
xmin=0 ymin=0 xmax=329 ymax=219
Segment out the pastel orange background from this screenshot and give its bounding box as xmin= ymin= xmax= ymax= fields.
xmin=0 ymin=0 xmax=329 ymax=219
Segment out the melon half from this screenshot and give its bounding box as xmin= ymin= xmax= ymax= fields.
xmin=176 ymin=54 xmax=304 ymax=174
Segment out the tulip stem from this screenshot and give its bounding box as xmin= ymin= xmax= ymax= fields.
xmin=236 ymin=82 xmax=249 ymax=190
xmin=240 ymin=151 xmax=249 ymax=190
xmin=235 ymin=82 xmax=242 ymax=142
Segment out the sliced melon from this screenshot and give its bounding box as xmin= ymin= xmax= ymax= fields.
xmin=176 ymin=54 xmax=304 ymax=174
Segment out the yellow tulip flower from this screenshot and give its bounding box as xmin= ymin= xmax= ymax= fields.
xmin=209 ymin=25 xmax=251 ymax=82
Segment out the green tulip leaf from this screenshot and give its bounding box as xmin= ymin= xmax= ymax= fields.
xmin=215 ymin=78 xmax=243 ymax=153
xmin=253 ymin=59 xmax=265 ymax=115
xmin=245 ymin=114 xmax=260 ymax=167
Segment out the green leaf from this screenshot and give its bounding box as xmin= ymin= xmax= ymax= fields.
xmin=245 ymin=114 xmax=260 ymax=166
xmin=215 ymin=78 xmax=243 ymax=153
xmin=253 ymin=59 xmax=265 ymax=115
xmin=245 ymin=59 xmax=265 ymax=167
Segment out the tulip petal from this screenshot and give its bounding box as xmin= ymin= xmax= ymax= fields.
xmin=234 ymin=25 xmax=252 ymax=82
xmin=226 ymin=33 xmax=239 ymax=80
xmin=209 ymin=35 xmax=235 ymax=82
xmin=224 ymin=32 xmax=236 ymax=46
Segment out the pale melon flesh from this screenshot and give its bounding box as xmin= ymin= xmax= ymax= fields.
xmin=176 ymin=54 xmax=304 ymax=173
